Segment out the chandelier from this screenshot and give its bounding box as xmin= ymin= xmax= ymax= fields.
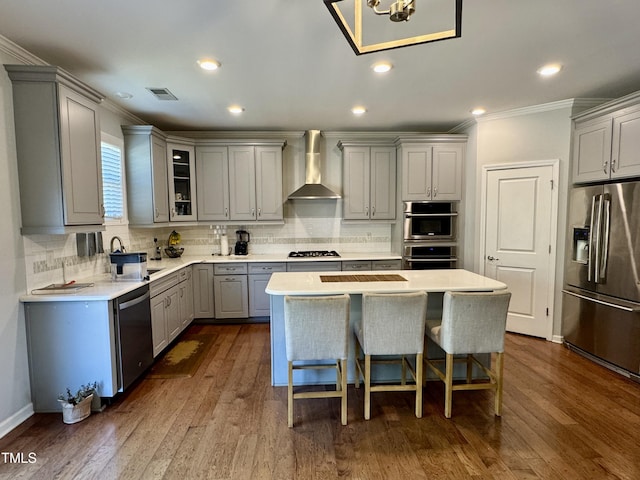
xmin=324 ymin=0 xmax=462 ymax=55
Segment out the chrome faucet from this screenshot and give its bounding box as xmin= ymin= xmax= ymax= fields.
xmin=110 ymin=236 xmax=126 ymax=253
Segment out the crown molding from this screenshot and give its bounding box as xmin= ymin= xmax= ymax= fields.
xmin=101 ymin=99 xmax=147 ymax=125
xmin=0 ymin=34 xmax=45 ymax=65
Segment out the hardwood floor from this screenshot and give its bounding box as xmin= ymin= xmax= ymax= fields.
xmin=1 ymin=324 xmax=639 ymax=479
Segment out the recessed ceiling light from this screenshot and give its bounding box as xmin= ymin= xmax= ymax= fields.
xmin=228 ymin=105 xmax=244 ymax=114
xmin=198 ymin=59 xmax=221 ymax=71
xmin=114 ymin=91 xmax=133 ymax=99
xmin=372 ymin=62 xmax=392 ymax=73
xmin=351 ymin=106 xmax=367 ymax=115
xmin=471 ymin=107 xmax=486 ymax=116
xmin=537 ymin=63 xmax=562 ymax=77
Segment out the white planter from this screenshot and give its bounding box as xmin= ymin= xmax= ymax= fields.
xmin=59 ymin=394 xmax=93 ymax=424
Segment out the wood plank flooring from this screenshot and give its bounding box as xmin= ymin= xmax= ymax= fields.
xmin=1 ymin=324 xmax=639 ymax=479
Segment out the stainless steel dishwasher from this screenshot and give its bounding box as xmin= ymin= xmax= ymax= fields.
xmin=114 ymin=284 xmax=153 ymax=391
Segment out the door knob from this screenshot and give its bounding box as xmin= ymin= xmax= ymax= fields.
xmin=487 ymin=255 xmax=500 ymax=261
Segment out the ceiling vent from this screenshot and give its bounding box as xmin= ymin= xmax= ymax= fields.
xmin=146 ymin=87 xmax=178 ymax=101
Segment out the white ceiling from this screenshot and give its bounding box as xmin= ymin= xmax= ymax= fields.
xmin=1 ymin=0 xmax=640 ymax=132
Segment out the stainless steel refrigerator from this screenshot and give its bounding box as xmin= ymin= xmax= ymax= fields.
xmin=562 ymin=181 xmax=640 ymax=381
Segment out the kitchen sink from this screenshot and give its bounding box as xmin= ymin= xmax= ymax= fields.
xmin=147 ymin=268 xmax=164 ymax=274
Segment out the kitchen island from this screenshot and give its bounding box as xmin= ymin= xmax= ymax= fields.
xmin=266 ymin=269 xmax=507 ymax=386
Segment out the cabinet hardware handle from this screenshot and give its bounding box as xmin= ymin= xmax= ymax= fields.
xmin=427 ymin=187 xmax=431 ymax=197
xmin=372 ymin=206 xmax=376 ymax=217
xmin=155 ymin=208 xmax=159 ymax=219
xmin=252 ymin=208 xmax=256 ymax=217
xmin=603 ymin=160 xmax=608 ymax=174
xmin=258 ymin=208 xmax=262 ymax=217
xmin=611 ymin=158 xmax=617 ymax=173
xmin=171 ymin=208 xmax=175 ymax=217
xmin=100 ymin=204 xmax=105 ymax=218
xmin=433 ymin=187 xmax=438 ymax=197
xmin=225 ymin=207 xmax=229 ymax=217
xmin=365 ymin=206 xmax=369 ymax=216
xmin=487 ymin=255 xmax=500 ymax=261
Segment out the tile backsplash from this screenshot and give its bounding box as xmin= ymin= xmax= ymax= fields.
xmin=23 ymin=218 xmax=394 ymax=291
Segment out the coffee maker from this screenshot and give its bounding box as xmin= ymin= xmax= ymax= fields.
xmin=234 ymin=230 xmax=250 ymax=255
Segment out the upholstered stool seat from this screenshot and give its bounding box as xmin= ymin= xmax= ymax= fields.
xmin=284 ymin=294 xmax=350 ymax=427
xmin=425 ymin=290 xmax=511 ymax=418
xmin=354 ymin=291 xmax=428 ymax=419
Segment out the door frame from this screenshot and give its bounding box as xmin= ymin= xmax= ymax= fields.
xmin=479 ymin=159 xmax=560 ymax=341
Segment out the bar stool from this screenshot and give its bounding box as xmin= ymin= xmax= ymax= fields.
xmin=354 ymin=291 xmax=428 ymax=419
xmin=424 ymin=290 xmax=511 ymax=418
xmin=284 ymin=294 xmax=350 ymax=428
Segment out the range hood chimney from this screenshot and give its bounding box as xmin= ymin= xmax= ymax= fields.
xmin=288 ymin=130 xmax=341 ymax=200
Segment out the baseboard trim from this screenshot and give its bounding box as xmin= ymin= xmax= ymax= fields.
xmin=551 ymin=334 xmax=564 ymax=344
xmin=0 ymin=403 xmax=34 ymax=440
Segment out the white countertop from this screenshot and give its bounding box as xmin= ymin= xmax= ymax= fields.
xmin=265 ymin=269 xmax=507 ymax=296
xmin=21 ymin=252 xmax=401 ymax=302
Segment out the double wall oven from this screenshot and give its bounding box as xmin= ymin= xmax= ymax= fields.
xmin=402 ymin=201 xmax=458 ymax=270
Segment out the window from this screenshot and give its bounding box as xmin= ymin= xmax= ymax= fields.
xmin=101 ymin=133 xmax=127 ymax=224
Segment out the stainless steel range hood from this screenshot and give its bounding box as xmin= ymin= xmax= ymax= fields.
xmin=288 ymin=130 xmax=341 ymax=200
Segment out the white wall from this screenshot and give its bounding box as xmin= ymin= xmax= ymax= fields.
xmin=461 ymin=104 xmax=575 ymax=339
xmin=0 ymin=47 xmax=32 ymax=438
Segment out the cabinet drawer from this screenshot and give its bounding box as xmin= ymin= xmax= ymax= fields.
xmin=177 ymin=267 xmax=190 ymax=282
xmin=248 ymin=262 xmax=286 ymax=274
xmin=286 ymin=261 xmax=342 ymax=272
xmin=214 ymin=263 xmax=248 ymax=275
xmin=150 ymin=272 xmax=179 ymax=297
xmin=372 ymin=259 xmax=402 ymax=270
xmin=342 ymin=261 xmax=372 ymax=271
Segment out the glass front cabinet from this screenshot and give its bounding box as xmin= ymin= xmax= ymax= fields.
xmin=167 ymin=143 xmax=197 ymax=221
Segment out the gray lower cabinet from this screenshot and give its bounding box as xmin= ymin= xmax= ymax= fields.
xmin=286 ymin=261 xmax=342 ymax=272
xmin=5 ymin=65 xmax=105 ymax=234
xmin=213 ymin=263 xmax=249 ymax=318
xmin=248 ymin=263 xmax=286 ymax=317
xmin=372 ymin=259 xmax=402 ymax=270
xmin=192 ymin=264 xmax=215 ymax=318
xmin=150 ymin=267 xmax=193 ymax=357
xmin=342 ymin=260 xmax=372 ymax=271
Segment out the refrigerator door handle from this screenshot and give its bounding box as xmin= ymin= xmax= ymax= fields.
xmin=594 ymin=194 xmax=604 ymax=283
xmin=588 ymin=194 xmax=598 ymax=282
xmin=600 ymin=195 xmax=611 ymax=279
xmin=563 ymin=289 xmax=640 ymax=312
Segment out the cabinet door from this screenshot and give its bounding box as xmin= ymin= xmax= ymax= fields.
xmin=151 ymin=295 xmax=168 ymax=357
xmin=341 ymin=261 xmax=372 ymax=271
xmin=402 ymin=146 xmax=433 ymax=200
xmin=58 ymin=84 xmax=103 ymax=225
xmin=192 ymin=264 xmax=215 ymax=318
xmin=214 ymin=275 xmax=249 ymax=318
xmin=166 ymin=286 xmax=181 ymax=343
xmin=431 ymin=145 xmax=463 ymax=200
xmin=371 ymin=259 xmax=402 ymax=270
xmin=370 ymin=147 xmax=396 ymax=219
xmin=343 ymin=146 xmax=371 ymax=220
xmin=168 ymin=144 xmax=197 ymax=221
xmin=151 ymin=136 xmax=170 ymax=222
xmin=229 ymin=146 xmax=257 ymax=220
xmin=179 ymin=273 xmax=194 ymax=329
xmin=248 ymin=274 xmax=272 ymax=317
xmin=572 ymin=117 xmax=613 ymax=184
xmin=611 ymin=108 xmax=640 ymax=180
xmin=196 ymin=146 xmax=230 ymax=221
xmin=255 ymin=146 xmax=283 ymax=221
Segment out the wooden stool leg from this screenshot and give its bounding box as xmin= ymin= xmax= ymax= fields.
xmin=401 ymin=355 xmax=407 ymax=385
xmin=364 ymin=354 xmax=372 ymax=420
xmin=288 ymin=361 xmax=294 ymax=428
xmin=495 ymin=352 xmax=504 ymax=416
xmin=354 ymin=339 xmax=361 ymax=389
xmin=340 ymin=359 xmax=348 ymax=425
xmin=444 ymin=353 xmax=454 ymax=418
xmin=466 ymin=354 xmax=473 ymax=383
xmin=416 ymin=353 xmax=423 ymax=418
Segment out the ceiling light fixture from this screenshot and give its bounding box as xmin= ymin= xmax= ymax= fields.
xmin=537 ymin=63 xmax=562 ymax=77
xmin=372 ymin=62 xmax=392 ymax=73
xmin=198 ymin=59 xmax=221 ymax=71
xmin=114 ymin=91 xmax=133 ymax=99
xmin=352 ymin=106 xmax=367 ymax=115
xmin=228 ymin=105 xmax=244 ymax=114
xmin=324 ymin=0 xmax=463 ymax=55
xmin=471 ymin=107 xmax=486 ymax=116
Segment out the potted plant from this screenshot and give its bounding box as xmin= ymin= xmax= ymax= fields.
xmin=57 ymin=382 xmax=97 ymax=424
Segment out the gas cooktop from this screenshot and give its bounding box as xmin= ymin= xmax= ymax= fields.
xmin=288 ymin=250 xmax=341 ymax=258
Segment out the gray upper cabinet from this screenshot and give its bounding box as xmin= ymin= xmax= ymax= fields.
xmin=229 ymin=145 xmax=284 ymax=221
xmin=5 ymin=65 xmax=104 ymax=234
xmin=573 ymin=93 xmax=640 ymax=184
xmin=196 ymin=146 xmax=230 ymax=221
xmin=167 ymin=141 xmax=197 ymax=222
xmin=197 ymin=141 xmax=284 ymax=223
xmin=340 ymin=142 xmax=396 ymax=221
xmin=122 ymin=126 xmax=170 ymax=225
xmin=399 ymin=141 xmax=464 ymax=201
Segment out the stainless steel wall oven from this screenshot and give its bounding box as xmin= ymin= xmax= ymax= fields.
xmin=403 ymin=201 xmax=458 ymax=270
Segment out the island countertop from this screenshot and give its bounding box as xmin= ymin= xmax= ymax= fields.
xmin=265 ymin=268 xmax=507 ymax=296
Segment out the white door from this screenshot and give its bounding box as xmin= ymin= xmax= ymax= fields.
xmin=482 ymin=163 xmax=557 ymax=339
